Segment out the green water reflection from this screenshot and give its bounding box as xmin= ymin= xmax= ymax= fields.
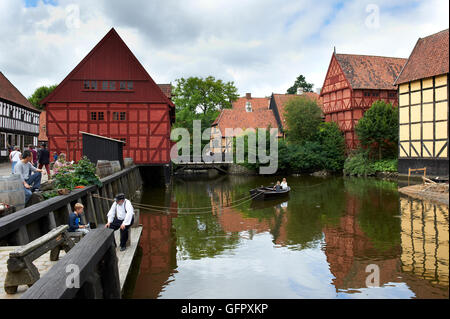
xmin=131 ymin=175 xmax=449 ymax=299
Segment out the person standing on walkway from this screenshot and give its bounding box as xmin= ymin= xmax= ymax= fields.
xmin=105 ymin=193 xmax=135 ymax=251
xmin=9 ymin=146 xmax=22 ymax=174
xmin=14 ymin=150 xmax=44 ymax=204
xmin=29 ymin=145 xmax=38 ymax=168
xmin=38 ymin=143 xmax=51 ymax=178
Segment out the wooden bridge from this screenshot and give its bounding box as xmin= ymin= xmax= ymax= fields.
xmin=174 ymin=161 xmax=232 ymax=174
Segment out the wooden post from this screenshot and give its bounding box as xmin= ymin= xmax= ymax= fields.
xmin=79 ymin=270 xmax=103 ymax=299
xmin=47 ymin=212 xmax=57 ymax=231
xmin=100 ymin=187 xmax=110 ymax=217
xmin=99 ymin=243 xmax=121 ymax=299
xmin=11 ymin=225 xmax=30 ymax=246
xmin=86 ymin=192 xmax=98 ymax=227
xmin=93 ymin=189 xmax=104 ymax=224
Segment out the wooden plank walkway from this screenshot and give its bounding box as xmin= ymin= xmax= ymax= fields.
xmin=0 ymin=226 xmax=142 ymax=299
xmin=114 ymin=226 xmax=143 ymax=292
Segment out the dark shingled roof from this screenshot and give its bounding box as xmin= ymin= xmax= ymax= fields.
xmin=0 ymin=71 xmax=38 ymax=111
xmin=335 ymin=54 xmax=407 ymax=90
xmin=395 ymin=29 xmax=449 ymax=85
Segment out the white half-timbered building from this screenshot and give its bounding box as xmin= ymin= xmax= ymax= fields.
xmin=0 ymin=71 xmax=40 ymax=161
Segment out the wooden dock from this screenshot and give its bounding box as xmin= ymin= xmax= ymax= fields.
xmin=0 ymin=227 xmax=142 ymax=299
xmin=114 ymin=226 xmax=143 ymax=292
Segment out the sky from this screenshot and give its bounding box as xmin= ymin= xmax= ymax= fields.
xmin=0 ymin=0 xmax=448 ymax=99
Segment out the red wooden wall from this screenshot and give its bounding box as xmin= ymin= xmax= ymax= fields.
xmin=321 ymin=55 xmax=398 ymax=149
xmin=43 ymin=28 xmax=174 ymax=165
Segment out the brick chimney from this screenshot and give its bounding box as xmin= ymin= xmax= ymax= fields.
xmin=246 ymin=93 xmax=252 ymax=99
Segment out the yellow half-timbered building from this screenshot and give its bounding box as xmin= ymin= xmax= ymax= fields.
xmin=395 ymin=29 xmax=449 ymax=176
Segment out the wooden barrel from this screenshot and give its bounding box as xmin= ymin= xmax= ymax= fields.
xmin=124 ymin=158 xmax=134 ymax=168
xmin=96 ymin=161 xmax=113 ymax=178
xmin=110 ymin=161 xmax=121 ymax=173
xmin=0 ymin=175 xmax=25 ymax=212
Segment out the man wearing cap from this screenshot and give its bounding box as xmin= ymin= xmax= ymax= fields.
xmin=105 ymin=193 xmax=135 ymax=251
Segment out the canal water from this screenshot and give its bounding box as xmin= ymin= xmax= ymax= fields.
xmin=130 ymin=175 xmax=449 ymax=299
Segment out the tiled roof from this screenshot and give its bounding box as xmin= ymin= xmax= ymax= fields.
xmin=273 ymin=92 xmax=323 ymax=129
xmin=335 ymin=54 xmax=407 ymax=90
xmin=158 ymin=84 xmax=172 ymax=99
xmin=212 ymin=96 xmax=281 ymax=136
xmin=38 ymin=111 xmax=48 ymax=141
xmin=395 ymin=29 xmax=449 ymax=85
xmin=0 ymin=72 xmax=38 ymax=111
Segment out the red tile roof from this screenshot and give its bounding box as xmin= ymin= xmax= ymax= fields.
xmin=212 ymin=96 xmax=281 ymax=136
xmin=0 ymin=71 xmax=38 ymax=111
xmin=38 ymin=111 xmax=48 ymax=141
xmin=273 ymin=92 xmax=323 ymax=129
xmin=395 ymin=29 xmax=449 ymax=85
xmin=158 ymin=84 xmax=172 ymax=99
xmin=335 ymin=54 xmax=407 ymax=90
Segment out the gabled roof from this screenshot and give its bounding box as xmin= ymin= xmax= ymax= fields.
xmin=0 ymin=71 xmax=38 ymax=111
xmin=395 ymin=29 xmax=449 ymax=85
xmin=335 ymin=54 xmax=407 ymax=90
xmin=212 ymin=96 xmax=281 ymax=137
xmin=272 ymin=92 xmax=323 ymax=129
xmin=41 ymin=28 xmax=174 ymax=108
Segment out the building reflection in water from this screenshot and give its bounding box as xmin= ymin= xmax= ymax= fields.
xmin=400 ymin=197 xmax=449 ymax=287
xmin=132 ymin=199 xmax=178 ymax=299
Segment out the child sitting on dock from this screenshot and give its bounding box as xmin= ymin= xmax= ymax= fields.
xmin=68 ymin=203 xmax=90 ymax=234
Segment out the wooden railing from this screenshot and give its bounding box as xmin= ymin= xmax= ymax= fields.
xmin=20 ymin=227 xmax=120 ymax=299
xmin=0 ymin=166 xmax=142 ymax=246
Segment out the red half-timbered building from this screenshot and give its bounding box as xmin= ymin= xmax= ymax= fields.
xmin=41 ymin=28 xmax=175 ymax=165
xmin=320 ymin=52 xmax=407 ymax=149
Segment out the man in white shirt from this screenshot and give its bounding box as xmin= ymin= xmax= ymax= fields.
xmin=9 ymin=146 xmax=22 ymax=174
xmin=105 ymin=193 xmax=135 ymax=251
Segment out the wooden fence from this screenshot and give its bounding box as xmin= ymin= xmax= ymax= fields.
xmin=0 ymin=166 xmax=143 ymax=246
xmin=21 ymin=227 xmax=120 ymax=299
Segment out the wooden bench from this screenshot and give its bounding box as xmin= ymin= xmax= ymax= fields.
xmin=4 ymin=225 xmax=75 ymax=294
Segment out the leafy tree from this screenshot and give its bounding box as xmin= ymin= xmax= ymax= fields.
xmin=173 ymin=76 xmax=238 ymax=117
xmin=314 ymin=122 xmax=346 ymax=172
xmin=28 ymin=85 xmax=57 ymax=110
xmin=355 ymin=100 xmax=398 ymax=160
xmin=286 ymin=74 xmax=314 ymax=94
xmin=284 ymin=96 xmax=322 ymax=144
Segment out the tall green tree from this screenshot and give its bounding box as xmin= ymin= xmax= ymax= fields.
xmin=28 ymin=85 xmax=57 ymax=110
xmin=284 ymin=96 xmax=322 ymax=143
xmin=286 ymin=74 xmax=314 ymax=94
xmin=355 ymin=100 xmax=399 ymax=160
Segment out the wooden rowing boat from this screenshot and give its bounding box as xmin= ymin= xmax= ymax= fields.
xmin=249 ymin=186 xmax=290 ymax=200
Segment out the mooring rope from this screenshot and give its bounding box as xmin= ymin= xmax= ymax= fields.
xmin=92 ymin=190 xmax=264 ymax=215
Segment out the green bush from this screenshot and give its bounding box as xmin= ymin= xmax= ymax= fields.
xmin=344 ymin=150 xmax=376 ymax=176
xmin=54 ymin=156 xmax=102 ymax=191
xmin=371 ymin=159 xmax=398 ymax=172
xmin=344 ymin=150 xmax=398 ymax=176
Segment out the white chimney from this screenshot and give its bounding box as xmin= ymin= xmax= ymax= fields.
xmin=297 ymin=87 xmax=304 ymax=95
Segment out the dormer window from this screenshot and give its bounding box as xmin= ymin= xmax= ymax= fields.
xmin=246 ymin=102 xmax=252 ymax=112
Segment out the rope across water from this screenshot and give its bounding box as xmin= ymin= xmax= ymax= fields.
xmin=93 ymin=190 xmax=264 ymax=215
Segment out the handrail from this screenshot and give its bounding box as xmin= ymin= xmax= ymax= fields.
xmin=0 ymin=166 xmax=139 ymax=239
xmin=21 ymin=228 xmax=120 ymax=299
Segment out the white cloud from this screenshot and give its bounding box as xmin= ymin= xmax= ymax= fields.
xmin=0 ymin=0 xmax=448 ymax=99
